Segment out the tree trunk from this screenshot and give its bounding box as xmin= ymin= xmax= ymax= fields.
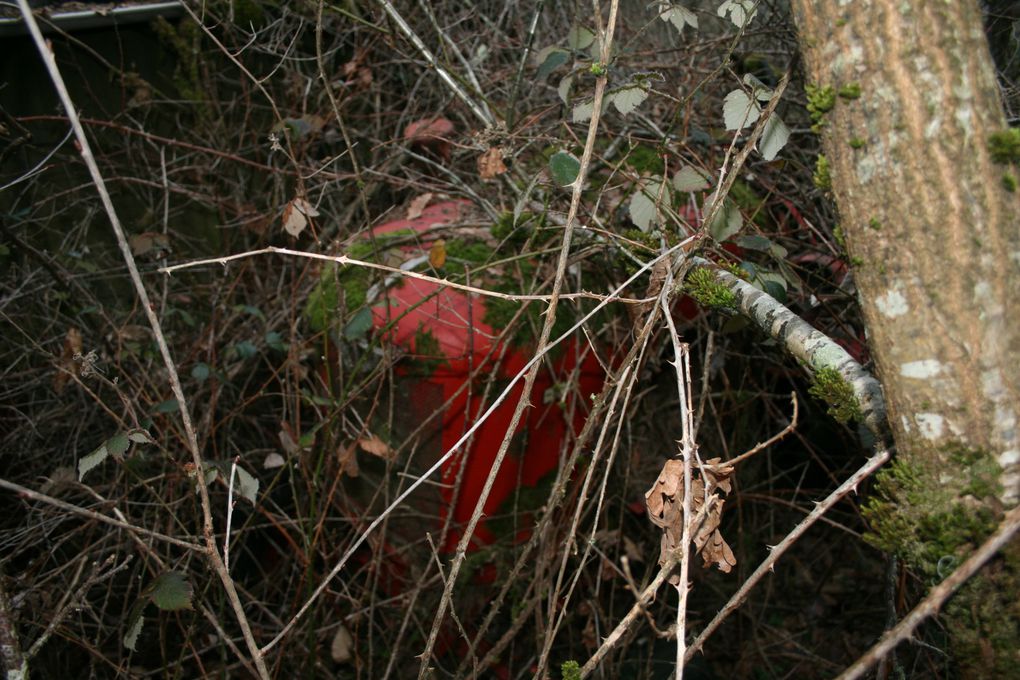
xmin=790 ymin=0 xmax=1020 ymax=673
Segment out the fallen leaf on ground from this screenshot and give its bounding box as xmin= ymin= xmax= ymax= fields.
xmin=429 ymin=239 xmax=447 ymax=269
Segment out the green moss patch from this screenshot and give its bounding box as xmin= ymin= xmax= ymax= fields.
xmin=808 ymin=366 xmax=860 ymax=424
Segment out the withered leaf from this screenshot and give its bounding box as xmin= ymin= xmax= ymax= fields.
xmin=478 ymin=146 xmax=507 ymax=179
xmin=428 ymin=239 xmax=447 ymax=269
xmin=53 ymin=327 xmax=83 ymax=393
xmin=406 ymin=192 xmax=434 ymax=220
xmin=357 ymin=435 xmax=394 ymax=460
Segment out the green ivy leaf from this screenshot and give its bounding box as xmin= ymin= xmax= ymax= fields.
xmin=549 ymin=151 xmax=581 ymax=186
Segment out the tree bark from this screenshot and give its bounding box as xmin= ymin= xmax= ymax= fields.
xmin=790 ymin=0 xmax=1020 ymax=502
xmin=789 ymin=1 xmax=1020 ymax=672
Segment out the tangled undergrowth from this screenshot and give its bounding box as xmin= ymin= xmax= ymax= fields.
xmin=3 ymin=1 xmax=1014 ymax=678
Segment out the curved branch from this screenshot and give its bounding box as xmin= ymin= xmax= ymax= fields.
xmin=692 ymin=258 xmax=889 ymax=439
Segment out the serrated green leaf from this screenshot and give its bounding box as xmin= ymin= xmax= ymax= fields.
xmin=567 ymin=25 xmax=595 ymax=50
xmin=659 ymin=4 xmax=698 ymax=34
xmin=536 ymin=47 xmax=569 ymax=80
xmin=758 ymin=114 xmax=790 ymax=161
xmin=707 ymin=197 xmax=742 ymax=241
xmin=123 ymin=607 xmax=145 ymax=650
xmin=672 ymin=165 xmax=711 ymax=192
xmin=549 ymin=151 xmax=581 ymax=186
xmin=234 ymin=465 xmax=259 ymax=505
xmin=557 ymin=75 xmax=573 ymax=104
xmin=78 ymin=444 xmax=109 ymax=482
xmin=572 ymin=99 xmax=594 ymax=123
xmin=629 ymin=178 xmax=668 ymax=232
xmin=723 ymin=89 xmax=760 ymax=131
xmin=107 ymin=431 xmax=130 ymax=461
xmin=149 ymin=571 xmax=193 ymax=612
xmin=609 ymin=86 xmax=648 ymax=115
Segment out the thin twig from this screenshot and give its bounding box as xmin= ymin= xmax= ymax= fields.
xmin=14 ymin=5 xmax=270 ymax=677
xmin=160 ymin=245 xmax=652 ymax=305
xmin=836 ymin=502 xmax=1020 ymax=680
xmin=0 ymin=478 xmax=203 ymax=552
xmin=684 ymin=446 xmax=892 ymax=662
xmin=725 ymin=393 xmax=799 ymax=467
xmin=374 ymin=0 xmax=493 ymax=126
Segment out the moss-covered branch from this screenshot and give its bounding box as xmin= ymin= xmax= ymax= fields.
xmin=689 ymin=259 xmax=888 ymax=438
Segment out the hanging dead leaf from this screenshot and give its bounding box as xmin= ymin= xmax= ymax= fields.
xmin=338 ymin=442 xmax=359 ymax=478
xmin=53 ymin=327 xmax=83 ymax=393
xmin=282 ymin=197 xmax=319 ymax=237
xmin=428 ymin=239 xmax=447 ymax=269
xmin=477 ymin=146 xmax=507 ymax=179
xmin=129 ymin=231 xmax=170 ymax=258
xmin=357 ymin=435 xmax=394 ymax=460
xmin=406 ymin=192 xmax=434 ymax=220
xmin=278 ymin=424 xmax=302 ymax=456
xmin=645 ymin=456 xmax=737 ymax=579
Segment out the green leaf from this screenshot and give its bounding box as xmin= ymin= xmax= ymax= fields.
xmin=758 ymin=115 xmax=790 ymax=161
xmin=234 ymin=304 xmax=266 ymax=322
xmin=78 ymin=443 xmax=109 ymax=482
xmin=672 ymin=165 xmax=711 ymax=192
xmin=127 ymin=429 xmax=154 ymax=445
xmin=265 ymin=331 xmax=287 ymax=352
xmin=232 ymin=340 xmax=258 ymax=360
xmin=659 ymin=4 xmax=698 ymax=34
xmin=706 ymin=197 xmax=742 ymax=241
xmin=191 ymin=362 xmax=211 ymax=382
xmin=735 ymin=234 xmax=773 ymax=251
xmin=629 ymin=178 xmax=668 ymax=232
xmin=149 ymin=571 xmax=193 ymax=611
xmin=572 ymin=99 xmax=594 ymax=123
xmin=343 ymin=307 xmax=374 ymax=340
xmin=723 ymin=89 xmax=760 ymax=130
xmin=549 ymin=151 xmax=581 ymax=186
xmin=718 ymin=0 xmax=758 ymax=27
xmin=567 ymin=25 xmax=595 ymax=50
xmin=536 ymin=47 xmax=569 ymax=80
xmin=234 ymin=465 xmax=259 ymax=505
xmin=107 ymin=431 xmax=130 ymax=461
xmin=123 ymin=606 xmax=145 ymax=651
xmin=609 ymin=86 xmax=648 ymax=115
xmin=557 ymin=74 xmax=574 ymax=104
xmin=154 ymin=399 xmax=179 ymax=414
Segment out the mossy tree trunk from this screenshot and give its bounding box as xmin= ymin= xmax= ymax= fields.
xmin=790 ymin=0 xmax=1020 ymax=673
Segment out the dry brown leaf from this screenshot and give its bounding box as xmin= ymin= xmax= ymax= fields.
xmin=338 ymin=442 xmax=359 ymax=478
xmin=282 ymin=197 xmax=319 ymax=237
xmin=53 ymin=327 xmax=83 ymax=393
xmin=357 ymin=435 xmax=394 ymax=460
xmin=428 ymin=239 xmax=447 ymax=269
xmin=646 ymin=456 xmax=737 ymax=577
xmin=129 ymin=231 xmax=170 ymax=257
xmin=278 ymin=425 xmax=301 ymax=456
xmin=406 ymin=192 xmax=434 ymax=220
xmin=404 ymin=117 xmax=455 ymax=160
xmin=477 ymin=146 xmax=507 ymax=179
